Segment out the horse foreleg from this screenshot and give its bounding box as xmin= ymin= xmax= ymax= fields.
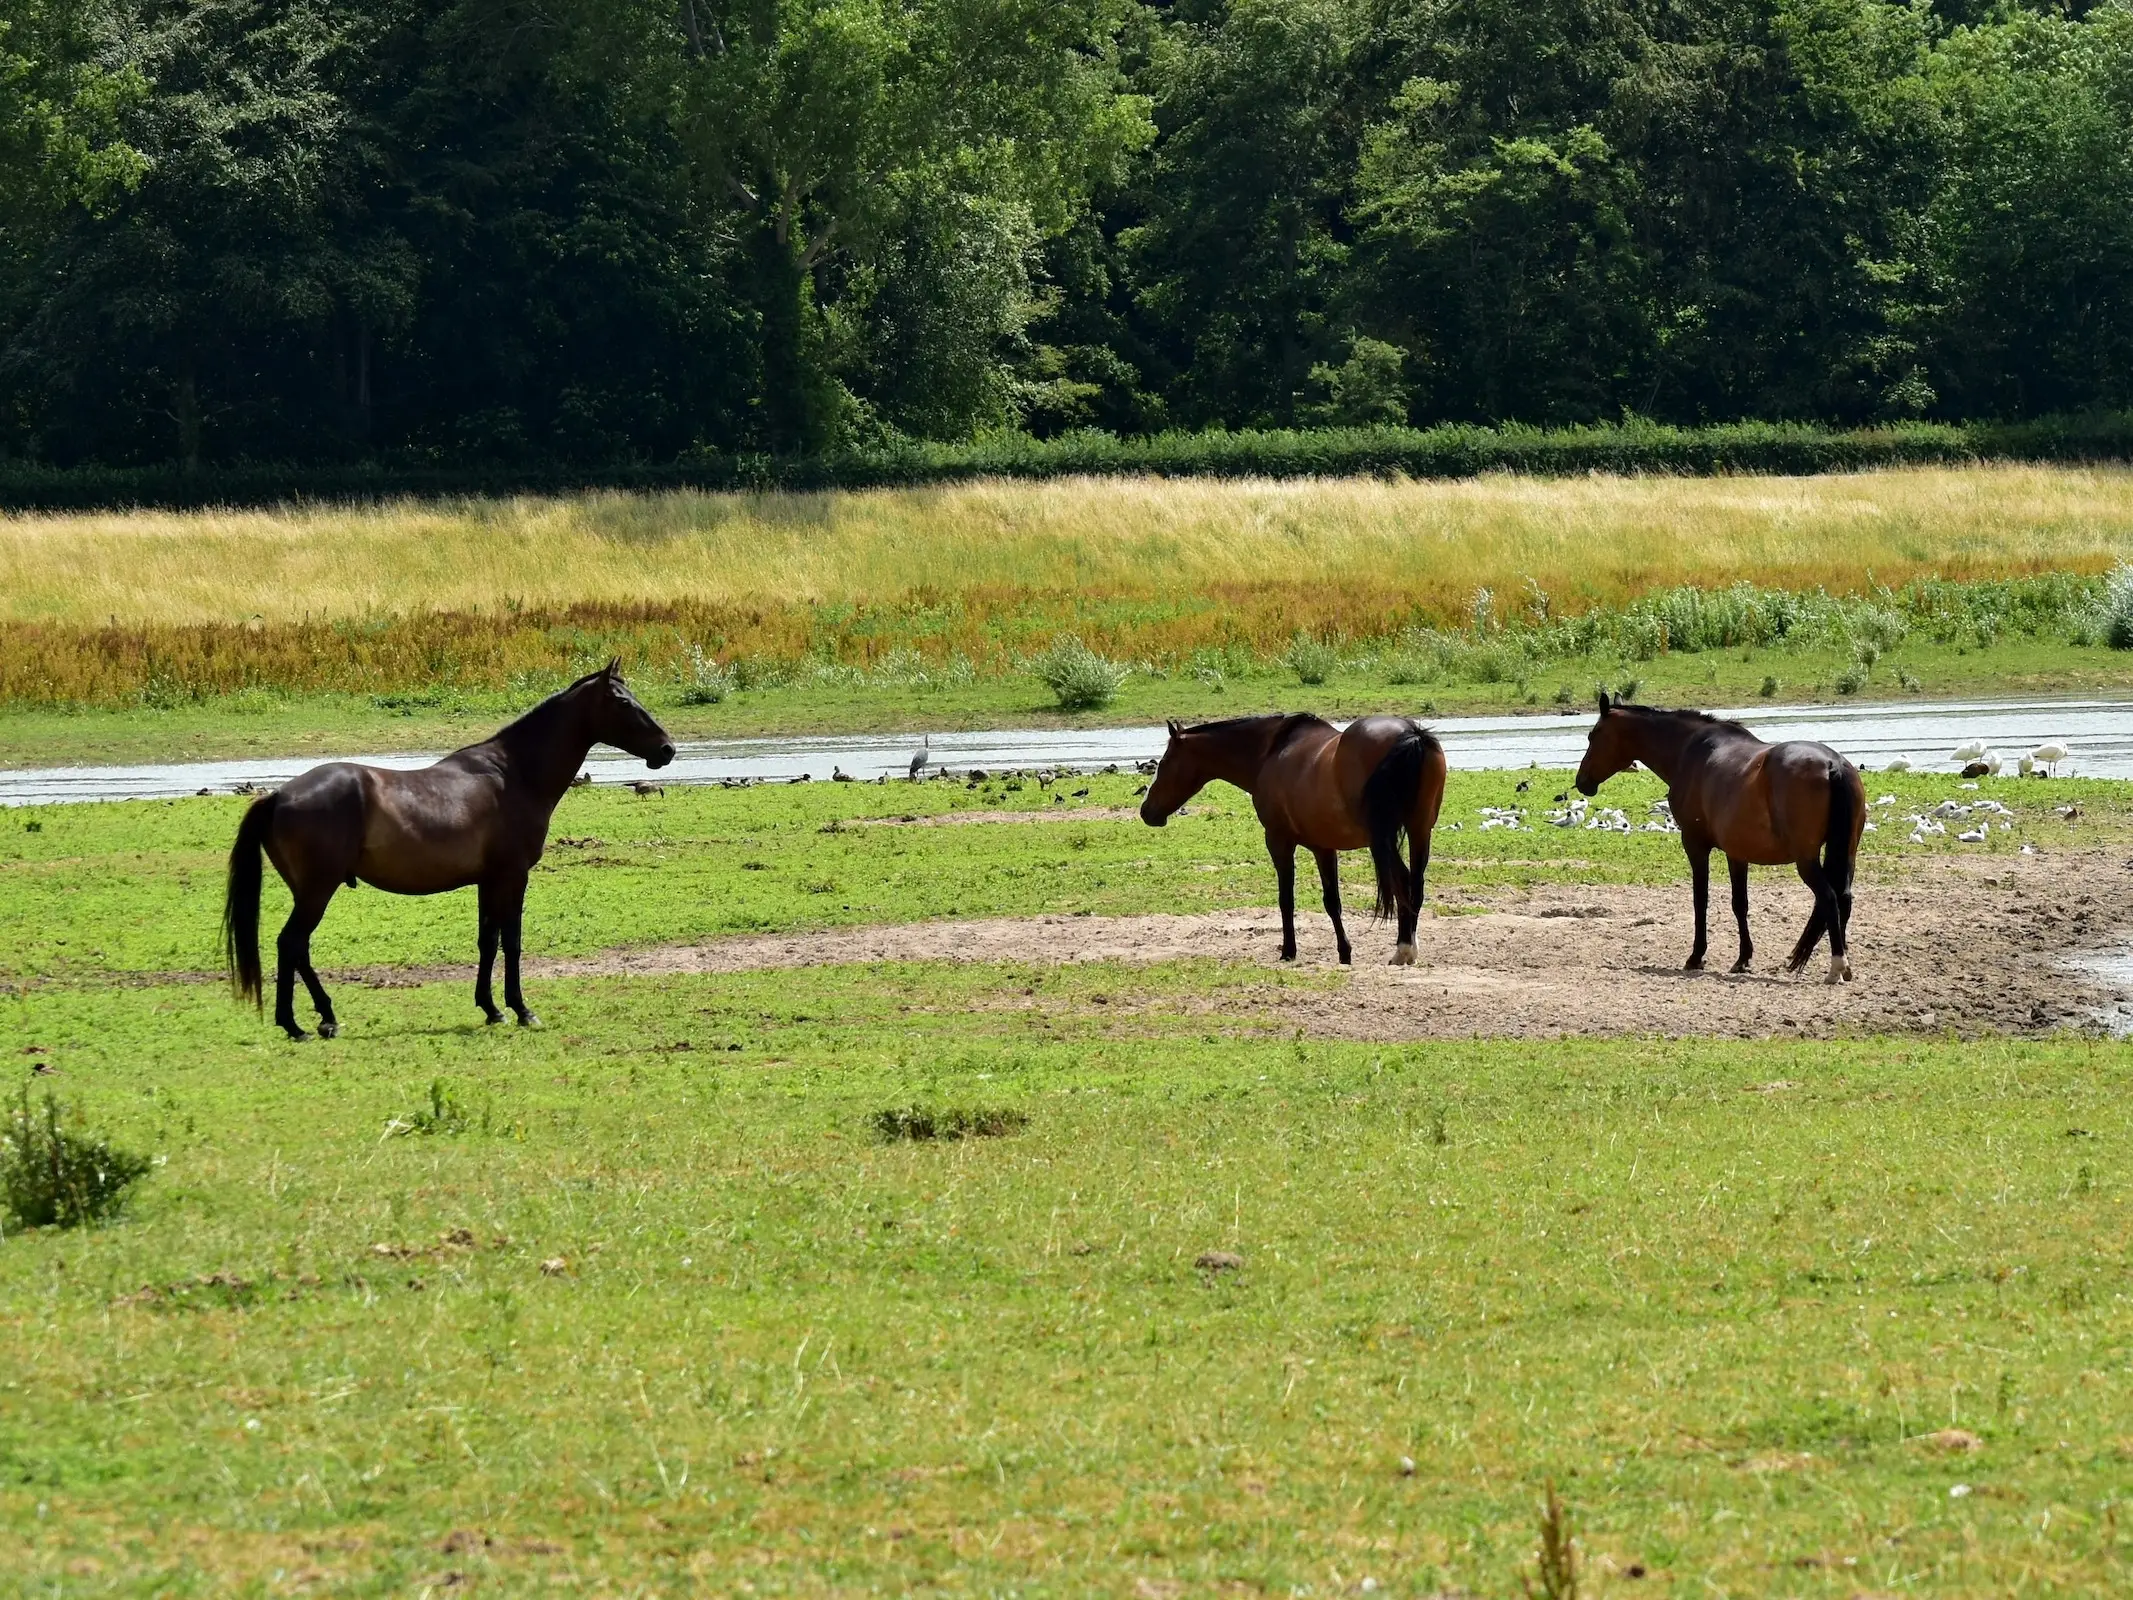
xmin=1684 ymin=842 xmax=1712 ymax=970
xmin=1728 ymin=857 xmax=1754 ymax=972
xmin=276 ymin=887 xmax=338 ymax=1041
xmin=1268 ymin=834 xmax=1298 ymax=962
xmin=1314 ymin=849 xmax=1352 ymax=966
xmin=499 ymin=876 xmax=539 ymax=1026
xmin=475 ymin=882 xmax=505 ymax=1025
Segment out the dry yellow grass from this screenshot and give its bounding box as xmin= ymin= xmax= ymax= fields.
xmin=7 ymin=465 xmax=2133 ymax=626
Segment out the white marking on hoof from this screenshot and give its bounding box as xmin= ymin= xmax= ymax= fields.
xmin=1391 ymin=942 xmax=1418 ymax=966
xmin=1825 ymin=952 xmax=1849 ymax=986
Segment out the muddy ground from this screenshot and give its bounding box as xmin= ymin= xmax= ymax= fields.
xmin=485 ymin=845 xmax=2133 ymax=1041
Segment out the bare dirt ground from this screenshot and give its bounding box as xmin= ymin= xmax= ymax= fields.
xmin=488 ymin=846 xmax=2133 ymax=1041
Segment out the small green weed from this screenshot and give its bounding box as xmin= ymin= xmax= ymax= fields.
xmin=389 ymin=1079 xmax=475 ymax=1137
xmin=1 ymin=1086 xmax=154 ymax=1231
xmin=1521 ymin=1480 xmax=1581 ymax=1600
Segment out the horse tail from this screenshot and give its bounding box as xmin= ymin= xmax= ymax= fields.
xmin=1363 ymin=728 xmax=1436 ymax=920
xmin=223 ymin=792 xmax=277 ymax=1007
xmin=1823 ymin=762 xmax=1858 ymax=897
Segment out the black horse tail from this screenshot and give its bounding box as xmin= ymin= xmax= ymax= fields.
xmin=223 ymin=792 xmax=277 ymax=1007
xmin=1363 ymin=728 xmax=1435 ymax=920
xmin=1823 ymin=763 xmax=1857 ymax=898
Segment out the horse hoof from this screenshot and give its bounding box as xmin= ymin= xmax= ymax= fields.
xmin=281 ymin=1026 xmax=309 ymax=1042
xmin=1390 ymin=943 xmax=1417 ymax=967
xmin=1684 ymin=957 xmax=1705 ymax=972
xmin=1731 ymin=959 xmax=1752 ymax=974
xmin=483 ymin=1012 xmax=504 ymax=1027
xmin=516 ymin=1013 xmax=541 ymax=1029
xmin=318 ymin=1021 xmax=338 ymax=1040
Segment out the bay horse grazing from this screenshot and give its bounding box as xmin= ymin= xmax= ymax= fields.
xmin=223 ymin=662 xmax=675 ymax=1039
xmin=1140 ymin=714 xmax=1447 ymax=965
xmin=1574 ymin=692 xmax=1865 ymax=982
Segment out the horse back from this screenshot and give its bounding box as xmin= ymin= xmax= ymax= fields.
xmin=1688 ymin=735 xmax=1857 ymax=865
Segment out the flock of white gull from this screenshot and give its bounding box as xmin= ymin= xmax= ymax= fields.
xmin=1463 ymin=739 xmax=2078 ymax=850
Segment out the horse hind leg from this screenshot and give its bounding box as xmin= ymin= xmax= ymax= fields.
xmin=275 ymin=885 xmax=339 ymax=1040
xmin=1784 ymin=860 xmax=1837 ymax=978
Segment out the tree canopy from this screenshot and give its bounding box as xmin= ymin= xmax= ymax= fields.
xmin=3 ymin=0 xmax=2131 ymax=467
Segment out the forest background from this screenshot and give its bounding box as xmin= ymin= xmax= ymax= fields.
xmin=5 ymin=0 xmax=2133 ymax=473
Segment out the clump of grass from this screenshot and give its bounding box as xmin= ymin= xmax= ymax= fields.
xmin=1031 ymin=635 xmax=1128 ymax=710
xmin=870 ymin=1104 xmax=1029 ymax=1142
xmin=1 ymin=1086 xmax=154 ymax=1231
xmin=1758 ymin=674 xmax=1779 ymax=697
xmin=1834 ymin=662 xmax=1868 ymax=695
xmin=678 ymin=645 xmax=731 ymax=704
xmin=1285 ymin=634 xmax=1337 ymax=685
xmin=1521 ymin=1480 xmax=1581 ymax=1600
xmin=389 ymin=1079 xmax=474 ymax=1137
xmin=2101 ymin=563 xmax=2133 ymax=649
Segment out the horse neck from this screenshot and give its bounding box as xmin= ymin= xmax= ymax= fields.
xmin=1181 ymin=721 xmax=1282 ymax=796
xmin=1616 ymin=712 xmax=1704 ymax=786
xmin=495 ymin=689 xmax=603 ymax=807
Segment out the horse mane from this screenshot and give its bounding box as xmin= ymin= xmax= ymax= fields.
xmin=492 ymin=666 xmax=611 ymax=747
xmin=1184 ymin=712 xmax=1331 ymax=752
xmin=1615 ymin=701 xmax=1758 ymax=741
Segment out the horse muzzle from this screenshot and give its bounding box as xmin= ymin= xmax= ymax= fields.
xmin=1140 ymin=805 xmax=1167 ymax=828
xmin=648 ymin=744 xmax=676 ymax=770
xmin=1574 ymin=776 xmax=1598 ymax=797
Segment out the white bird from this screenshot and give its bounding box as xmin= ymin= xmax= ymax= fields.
xmin=1884 ymin=755 xmax=1912 ymax=773
xmin=908 ymin=735 xmax=931 ymax=779
xmin=1875 ymin=794 xmax=1898 ymax=807
xmin=1952 ymin=738 xmax=1986 ymax=762
xmin=2032 ymin=741 xmax=2069 ymax=775
xmin=2017 ymin=754 xmax=2034 ymax=777
xmin=1979 ymin=752 xmax=2002 ymax=776
xmin=1957 ymin=826 xmax=1987 ymax=844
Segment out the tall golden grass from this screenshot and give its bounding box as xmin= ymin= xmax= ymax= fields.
xmin=6 ymin=465 xmax=2131 ymax=627
xmin=1 ymin=466 xmax=2128 ymax=707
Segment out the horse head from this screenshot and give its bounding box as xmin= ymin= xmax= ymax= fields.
xmin=585 ymin=660 xmax=676 ymax=769
xmin=1575 ymin=689 xmax=1631 ymax=796
xmin=1140 ymin=719 xmax=1201 ymax=827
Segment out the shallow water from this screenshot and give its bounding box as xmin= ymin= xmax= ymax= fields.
xmin=2065 ymin=943 xmax=2133 ymax=1037
xmin=2 ymin=694 xmax=2128 ymax=805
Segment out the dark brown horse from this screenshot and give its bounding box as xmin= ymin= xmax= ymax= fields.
xmin=1574 ymin=693 xmax=1865 ymax=982
xmin=1140 ymin=714 xmax=1447 ymax=965
xmin=224 ymin=662 xmax=675 ymax=1038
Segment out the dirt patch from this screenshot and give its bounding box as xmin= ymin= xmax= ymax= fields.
xmin=511 ymin=847 xmax=2133 ymax=1040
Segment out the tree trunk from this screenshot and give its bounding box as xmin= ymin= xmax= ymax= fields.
xmin=751 ymin=217 xmax=818 ymax=453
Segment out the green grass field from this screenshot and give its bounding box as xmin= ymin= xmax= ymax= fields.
xmin=4 ymin=774 xmax=2133 ymax=1594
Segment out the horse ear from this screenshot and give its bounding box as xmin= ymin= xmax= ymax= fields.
xmin=1166 ymin=718 xmax=1181 ymax=737
xmin=605 ymin=657 xmax=621 ymax=678
xmin=1596 ymin=689 xmax=1611 ymax=712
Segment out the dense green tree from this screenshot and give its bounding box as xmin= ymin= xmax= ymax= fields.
xmin=675 ymin=0 xmax=1151 ymax=448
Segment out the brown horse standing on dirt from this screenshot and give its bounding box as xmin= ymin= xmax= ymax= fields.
xmin=1574 ymin=692 xmax=1865 ymax=982
xmin=224 ymin=662 xmax=675 ymax=1039
xmin=1140 ymin=714 xmax=1447 ymax=965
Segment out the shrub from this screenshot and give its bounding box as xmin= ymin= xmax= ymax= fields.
xmin=870 ymin=1104 xmax=1028 ymax=1142
xmin=1285 ymin=635 xmax=1337 ymax=685
xmin=1759 ymin=674 xmax=1779 ymax=697
xmin=1 ymin=1088 xmax=154 ymax=1231
xmin=1031 ymin=634 xmax=1128 ymax=710
xmin=678 ymin=645 xmax=731 ymax=704
xmin=1834 ymin=663 xmax=1868 ymax=695
xmin=2102 ymin=564 xmax=2133 ymax=649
